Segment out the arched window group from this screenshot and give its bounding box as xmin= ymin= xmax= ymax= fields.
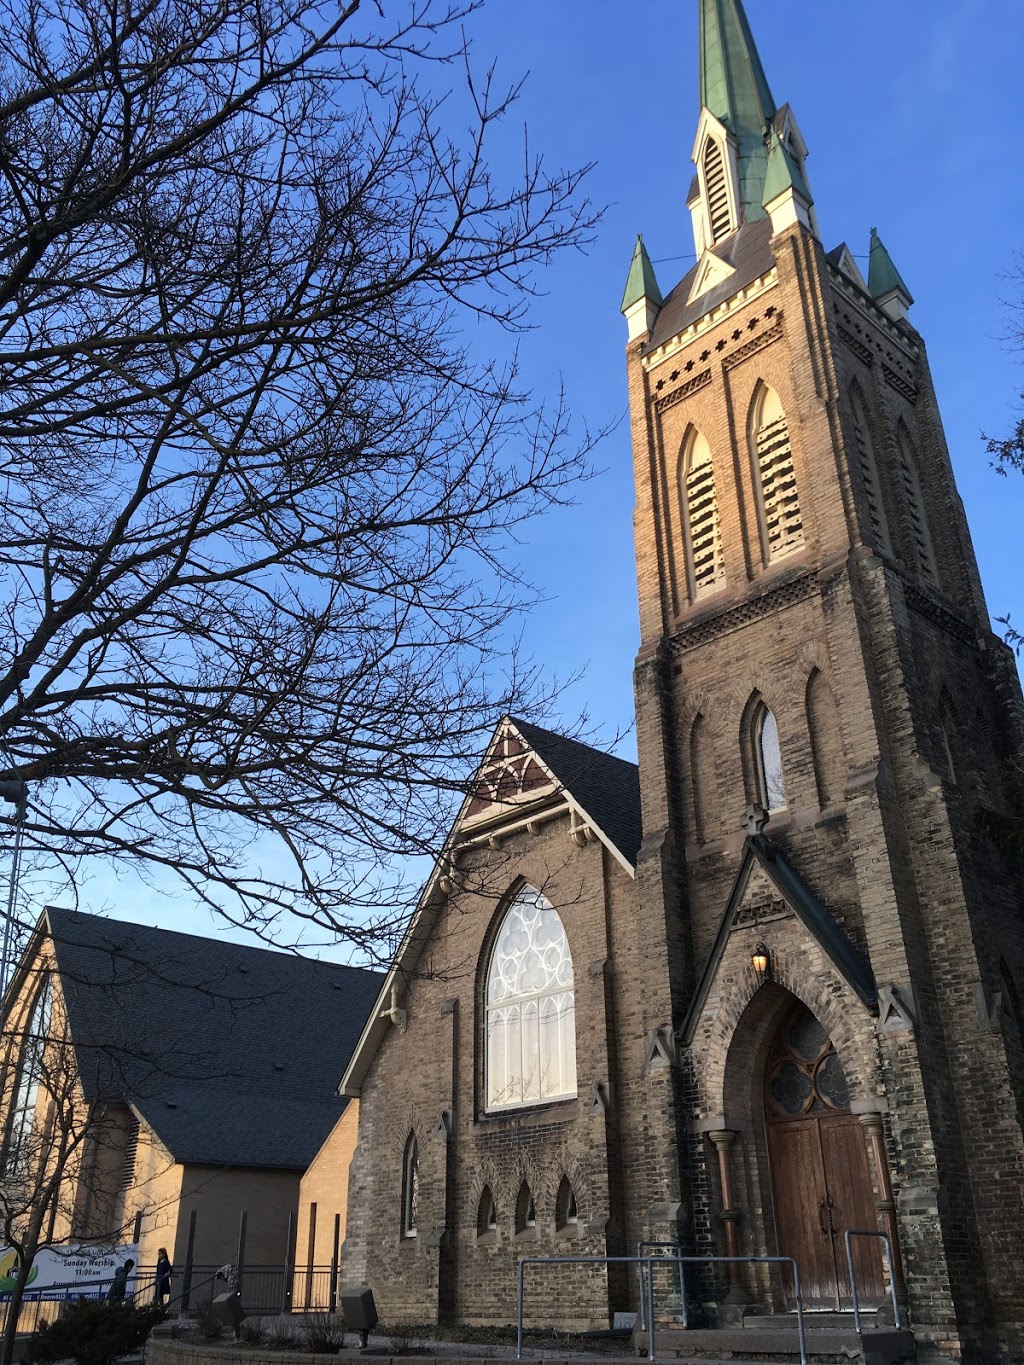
xmin=897 ymin=427 xmax=938 ymax=584
xmin=485 ymin=888 xmax=576 ymax=1111
xmin=472 ymin=1177 xmax=580 ymax=1240
xmin=849 ymin=386 xmax=891 ymax=554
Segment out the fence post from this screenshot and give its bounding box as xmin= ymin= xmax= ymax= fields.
xmin=236 ymin=1211 xmax=247 ymax=1300
xmin=330 ymin=1213 xmax=341 ymax=1314
xmin=281 ymin=1211 xmax=296 ymax=1314
xmin=180 ymin=1211 xmax=197 ymax=1314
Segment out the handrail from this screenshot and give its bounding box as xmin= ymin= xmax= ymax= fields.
xmin=516 ymin=1253 xmax=807 ymax=1365
xmin=843 ymin=1230 xmax=902 ymax=1333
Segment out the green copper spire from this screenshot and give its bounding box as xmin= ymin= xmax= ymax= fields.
xmin=620 ymin=235 xmax=663 ymax=314
xmin=762 ymin=127 xmax=812 ymax=208
xmin=700 ymin=0 xmax=776 ymax=221
xmin=867 ymin=228 xmax=914 ymax=306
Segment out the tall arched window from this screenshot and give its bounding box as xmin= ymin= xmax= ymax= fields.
xmin=751 ymin=386 xmax=803 ymax=563
xmin=896 ymin=427 xmax=938 ymax=585
xmin=515 ymin=1181 xmax=537 ymax=1235
xmin=689 ymin=712 xmax=718 ymax=845
xmin=401 ymin=1133 xmax=419 ymax=1237
xmin=754 ymin=703 xmax=786 ymax=812
xmin=477 ymin=1186 xmax=498 ymax=1239
xmin=681 ymin=429 xmax=724 ymax=601
xmin=485 ymin=888 xmax=576 ymax=1111
xmin=849 ymin=386 xmax=891 ymax=553
xmin=2 ymin=976 xmax=52 ymax=1177
xmin=703 ymin=137 xmax=732 ymax=243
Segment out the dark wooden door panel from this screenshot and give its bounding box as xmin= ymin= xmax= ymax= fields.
xmin=766 ymin=1119 xmax=837 ymax=1306
xmin=819 ymin=1116 xmax=886 ymax=1304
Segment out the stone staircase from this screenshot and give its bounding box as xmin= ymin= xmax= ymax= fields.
xmin=640 ymin=1313 xmax=917 ymax=1365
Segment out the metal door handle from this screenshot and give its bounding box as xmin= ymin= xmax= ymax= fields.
xmin=826 ymin=1197 xmax=838 ymax=1238
xmin=818 ymin=1198 xmax=828 ymax=1237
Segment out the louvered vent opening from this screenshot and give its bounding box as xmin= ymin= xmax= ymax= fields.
xmin=120 ymin=1118 xmax=140 ymax=1193
xmin=685 ymin=452 xmax=723 ymax=599
xmin=756 ymin=415 xmax=803 ymax=560
xmin=898 ymin=436 xmax=938 ymax=584
xmin=704 ymin=139 xmax=732 ymax=244
xmin=851 ymin=399 xmax=890 ymax=552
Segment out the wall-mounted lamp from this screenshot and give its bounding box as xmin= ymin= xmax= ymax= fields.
xmin=751 ymin=942 xmax=771 ymax=986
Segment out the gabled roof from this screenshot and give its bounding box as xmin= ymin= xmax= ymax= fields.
xmin=35 ymin=908 xmax=383 ymax=1170
xmin=681 ymin=835 xmax=877 ymax=1042
xmin=510 ymin=720 xmax=642 ymax=868
xmin=645 ymin=217 xmax=775 ymax=353
xmin=340 ymin=717 xmax=640 ymax=1096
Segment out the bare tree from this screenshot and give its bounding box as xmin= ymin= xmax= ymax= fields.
xmin=0 ymin=0 xmax=600 ymax=955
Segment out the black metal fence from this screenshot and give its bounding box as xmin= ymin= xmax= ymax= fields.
xmin=0 ymin=1266 xmax=161 ymax=1339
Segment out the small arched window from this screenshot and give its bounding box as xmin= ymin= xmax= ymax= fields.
xmin=485 ymin=888 xmax=577 ymax=1111
xmin=849 ymin=387 xmax=891 ymax=554
xmin=515 ymin=1181 xmax=537 ymax=1236
xmin=2 ymin=976 xmax=52 ymax=1177
xmin=555 ymin=1176 xmax=579 ymax=1232
xmin=805 ymin=670 xmax=844 ymax=809
xmin=896 ymin=428 xmax=938 ymax=584
xmin=751 ymin=386 xmax=803 ymax=563
xmin=754 ymin=703 xmax=786 ymax=812
xmin=477 ymin=1186 xmax=498 ymax=1239
xmin=703 ymin=137 xmax=732 ymax=243
xmin=401 ymin=1133 xmax=419 ymax=1238
xmin=681 ymin=429 xmax=724 ymax=601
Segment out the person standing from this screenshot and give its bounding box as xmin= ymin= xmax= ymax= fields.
xmin=154 ymin=1248 xmax=172 ymax=1305
xmin=107 ymin=1259 xmax=134 ymax=1303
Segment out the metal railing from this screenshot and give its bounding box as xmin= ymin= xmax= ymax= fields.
xmin=516 ymin=1253 xmax=808 ymax=1365
xmin=843 ymin=1230 xmax=901 ymax=1333
xmin=635 ymin=1242 xmax=684 ymax=1330
xmin=0 ymin=1267 xmax=161 ymax=1338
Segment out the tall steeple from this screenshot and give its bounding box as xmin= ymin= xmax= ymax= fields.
xmin=699 ymin=0 xmax=776 ymax=223
xmin=688 ymin=0 xmax=814 ymax=261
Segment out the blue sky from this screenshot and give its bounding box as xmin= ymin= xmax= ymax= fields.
xmin=60 ymin=0 xmax=1024 ymax=951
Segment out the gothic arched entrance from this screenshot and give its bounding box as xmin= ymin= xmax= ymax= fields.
xmin=764 ymin=1002 xmax=884 ymax=1309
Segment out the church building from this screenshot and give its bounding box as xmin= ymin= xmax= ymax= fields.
xmin=339 ymin=4 xmax=1024 ymax=1361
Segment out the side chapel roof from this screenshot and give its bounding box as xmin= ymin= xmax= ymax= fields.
xmin=26 ymin=908 xmax=383 ymax=1170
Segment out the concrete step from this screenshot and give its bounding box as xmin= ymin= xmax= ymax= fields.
xmin=645 ymin=1325 xmax=916 ymax=1365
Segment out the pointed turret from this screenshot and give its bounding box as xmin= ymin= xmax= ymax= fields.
xmin=620 ymin=235 xmax=662 ymax=341
xmin=868 ymin=228 xmax=914 ymax=322
xmin=762 ymin=126 xmax=814 ymax=235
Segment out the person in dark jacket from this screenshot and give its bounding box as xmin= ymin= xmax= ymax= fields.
xmin=154 ymin=1248 xmax=172 ymax=1305
xmin=107 ymin=1259 xmax=134 ymax=1303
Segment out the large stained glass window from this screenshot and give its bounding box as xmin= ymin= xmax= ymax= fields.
xmin=486 ymin=888 xmax=576 ymax=1111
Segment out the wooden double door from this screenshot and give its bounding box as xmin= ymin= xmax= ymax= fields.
xmin=764 ymin=1005 xmax=885 ymax=1309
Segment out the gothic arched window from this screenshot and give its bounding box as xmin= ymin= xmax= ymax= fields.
xmin=485 ymin=888 xmax=576 ymax=1111
xmin=515 ymin=1181 xmax=537 ymax=1235
xmin=2 ymin=976 xmax=52 ymax=1177
xmin=849 ymin=386 xmax=891 ymax=554
xmin=896 ymin=427 xmax=938 ymax=585
xmin=681 ymin=429 xmax=724 ymax=602
xmin=754 ymin=702 xmax=786 ymax=812
xmin=555 ymin=1176 xmax=579 ymax=1232
xmin=401 ymin=1133 xmax=419 ymax=1238
xmin=703 ymin=137 xmax=732 ymax=244
xmin=477 ymin=1186 xmax=497 ymax=1238
xmin=751 ymin=385 xmax=804 ymax=564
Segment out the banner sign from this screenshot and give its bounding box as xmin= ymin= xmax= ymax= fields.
xmin=0 ymin=1243 xmax=139 ymax=1302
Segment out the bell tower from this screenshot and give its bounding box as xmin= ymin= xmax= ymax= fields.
xmin=623 ymin=1 xmax=1024 ymax=1358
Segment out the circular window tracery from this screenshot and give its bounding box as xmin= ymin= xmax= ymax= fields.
xmin=765 ymin=1003 xmax=850 ymax=1120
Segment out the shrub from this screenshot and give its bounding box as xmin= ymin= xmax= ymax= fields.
xmin=239 ymin=1316 xmax=267 ymax=1346
xmin=194 ymin=1298 xmax=224 ymax=1341
xmin=300 ymin=1312 xmax=345 ymax=1354
xmin=26 ymin=1300 xmax=165 ymax=1365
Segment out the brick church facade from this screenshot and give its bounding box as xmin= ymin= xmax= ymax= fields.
xmin=340 ymin=3 xmax=1024 ymax=1360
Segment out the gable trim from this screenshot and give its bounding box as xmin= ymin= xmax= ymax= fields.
xmin=680 ymin=835 xmax=877 ymax=1044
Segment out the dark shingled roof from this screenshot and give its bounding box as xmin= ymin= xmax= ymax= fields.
xmin=644 ymin=218 xmax=775 ymax=353
xmin=45 ymin=908 xmax=384 ymax=1170
xmin=510 ymin=720 xmax=642 ymax=867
